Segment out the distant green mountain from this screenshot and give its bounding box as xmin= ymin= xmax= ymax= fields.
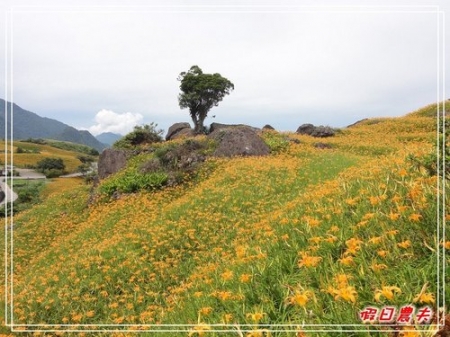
xmin=96 ymin=132 xmax=122 ymax=146
xmin=0 ymin=99 xmax=107 ymax=151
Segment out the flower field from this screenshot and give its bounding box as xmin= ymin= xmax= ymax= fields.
xmin=0 ymin=140 xmax=95 ymax=173
xmin=1 ymin=104 xmax=448 ymax=336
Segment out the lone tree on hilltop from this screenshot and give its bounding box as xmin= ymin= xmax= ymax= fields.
xmin=178 ymin=65 xmax=234 ymax=134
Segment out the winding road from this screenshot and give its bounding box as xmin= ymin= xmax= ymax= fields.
xmin=0 ymin=169 xmax=46 ymax=205
xmin=0 ymin=179 xmax=18 ymax=205
xmin=0 ymin=164 xmax=95 ymax=206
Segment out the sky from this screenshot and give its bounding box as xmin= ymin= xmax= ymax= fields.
xmin=1 ymin=0 xmax=449 ymax=136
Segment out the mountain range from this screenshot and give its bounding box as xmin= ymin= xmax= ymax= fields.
xmin=0 ymin=99 xmax=114 ymax=151
xmin=95 ymin=132 xmax=122 ymax=146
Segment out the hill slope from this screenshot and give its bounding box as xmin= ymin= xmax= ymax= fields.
xmin=0 ymin=99 xmax=107 ymax=151
xmin=2 ymin=104 xmax=448 ymax=336
xmin=0 ymin=139 xmax=98 ymax=173
xmin=53 ymin=126 xmax=107 ymax=151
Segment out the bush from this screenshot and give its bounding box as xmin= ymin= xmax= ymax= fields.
xmin=261 ymin=130 xmax=290 ymax=153
xmin=99 ymin=171 xmax=168 ymax=196
xmin=36 ymin=158 xmax=65 ymax=171
xmin=36 ymin=158 xmax=66 ymax=177
xmin=17 ymin=183 xmax=42 ymax=203
xmin=77 ymin=155 xmax=95 ymax=164
xmin=16 ymin=146 xmax=40 ymax=154
xmin=23 ymin=138 xmax=46 ymax=144
xmin=42 ymin=169 xmax=65 ymax=178
xmin=113 ymin=123 xmax=163 ymax=149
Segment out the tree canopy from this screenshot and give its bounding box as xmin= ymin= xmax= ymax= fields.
xmin=178 ymin=65 xmax=234 ymax=133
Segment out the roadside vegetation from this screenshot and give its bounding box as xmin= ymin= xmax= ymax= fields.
xmin=0 ymin=179 xmax=45 ymax=217
xmin=0 ymin=103 xmax=448 ymax=336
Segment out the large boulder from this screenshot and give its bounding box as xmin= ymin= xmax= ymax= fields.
xmin=208 ymin=126 xmax=270 ymax=157
xmin=165 ymin=122 xmax=194 ymax=141
xmin=296 ymin=123 xmax=316 ymax=135
xmin=296 ymin=124 xmax=335 ymax=138
xmin=209 ymin=122 xmax=236 ymax=133
xmin=262 ymin=124 xmax=275 ymax=131
xmin=98 ymin=148 xmax=128 ymax=179
xmin=210 ymin=122 xmax=260 ymax=134
xmin=311 ymin=126 xmax=335 ymax=138
xmin=171 ymin=128 xmax=196 ymax=140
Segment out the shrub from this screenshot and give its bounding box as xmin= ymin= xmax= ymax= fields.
xmin=36 ymin=158 xmax=66 ymax=177
xmin=261 ymin=130 xmax=290 ymax=153
xmin=42 ymin=169 xmax=65 ymax=178
xmin=16 ymin=146 xmax=40 ymax=154
xmin=77 ymin=155 xmax=95 ymax=164
xmin=17 ymin=182 xmax=43 ymax=204
xmin=113 ymin=123 xmax=163 ymax=149
xmin=99 ymin=171 xmax=168 ymax=196
xmin=36 ymin=158 xmax=65 ymax=171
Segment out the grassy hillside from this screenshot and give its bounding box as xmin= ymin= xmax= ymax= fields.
xmin=1 ymin=107 xmax=448 ymax=336
xmin=0 ymin=139 xmax=98 ymax=173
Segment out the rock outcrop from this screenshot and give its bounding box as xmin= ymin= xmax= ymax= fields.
xmin=165 ymin=122 xmax=195 ymax=141
xmin=296 ymin=124 xmax=335 ymax=138
xmin=98 ymin=148 xmax=129 ymax=179
xmin=140 ymin=139 xmax=208 ymax=187
xmin=296 ymin=124 xmax=316 ymax=135
xmin=210 ymin=122 xmax=260 ymax=134
xmin=262 ymin=124 xmax=275 ymax=130
xmin=208 ymin=126 xmax=270 ymax=157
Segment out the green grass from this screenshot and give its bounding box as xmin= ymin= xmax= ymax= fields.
xmin=23 ymin=138 xmax=100 ymax=155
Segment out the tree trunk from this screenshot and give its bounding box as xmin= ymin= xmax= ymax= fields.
xmin=195 ymin=119 xmax=204 ymax=134
xmin=191 ymin=115 xmax=205 ymax=134
xmin=190 ymin=113 xmax=200 ymax=134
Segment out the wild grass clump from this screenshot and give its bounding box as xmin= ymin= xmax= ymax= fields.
xmin=260 ymin=130 xmax=290 ymax=153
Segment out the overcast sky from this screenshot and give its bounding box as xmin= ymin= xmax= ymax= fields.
xmin=1 ymin=0 xmax=449 ymax=136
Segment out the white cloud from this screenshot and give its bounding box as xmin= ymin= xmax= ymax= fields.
xmin=87 ymin=109 xmax=144 ymax=136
